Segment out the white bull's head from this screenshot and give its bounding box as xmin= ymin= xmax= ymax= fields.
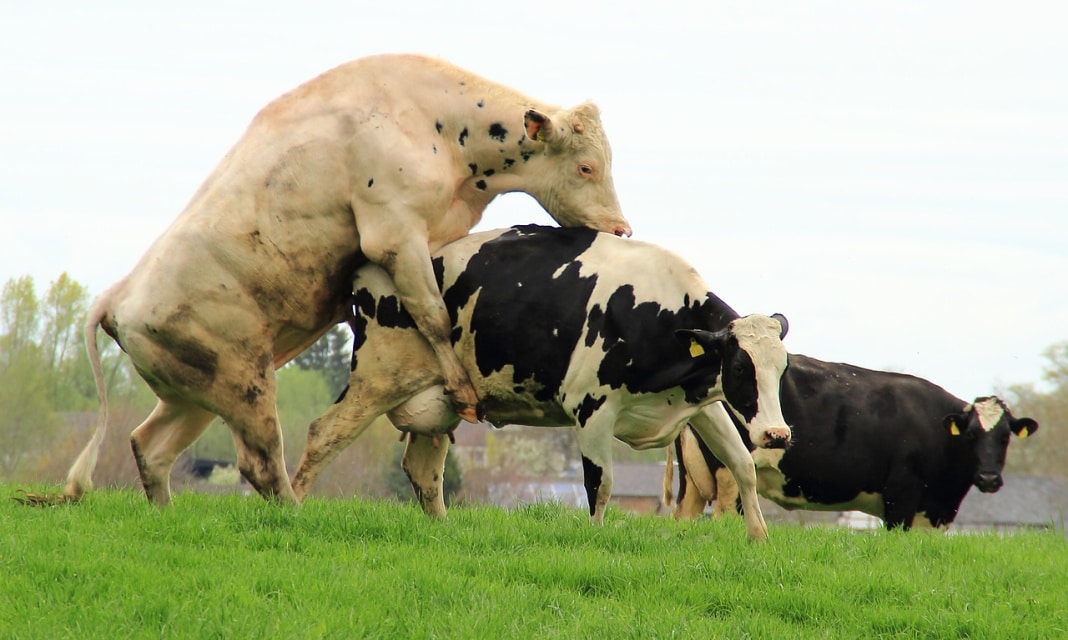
xmin=522 ymin=103 xmax=632 ymax=238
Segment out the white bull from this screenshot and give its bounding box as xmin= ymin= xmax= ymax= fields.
xmin=52 ymin=54 xmax=629 ymax=506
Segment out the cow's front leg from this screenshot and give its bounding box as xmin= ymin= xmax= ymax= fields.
xmin=689 ymin=404 xmax=769 ymax=541
xmin=360 ymin=233 xmax=480 ymax=423
xmin=575 ymin=411 xmax=618 ymax=525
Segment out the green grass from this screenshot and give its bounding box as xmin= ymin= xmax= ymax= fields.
xmin=2 ymin=486 xmax=1066 ymax=639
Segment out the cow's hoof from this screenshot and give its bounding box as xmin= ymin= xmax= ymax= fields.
xmin=452 ymin=401 xmax=483 ymax=424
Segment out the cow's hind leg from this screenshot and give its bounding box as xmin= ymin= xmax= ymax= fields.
xmin=689 ymin=404 xmax=769 ymax=542
xmin=130 ymin=400 xmax=216 ymax=505
xmin=402 ymin=434 xmax=450 ymax=518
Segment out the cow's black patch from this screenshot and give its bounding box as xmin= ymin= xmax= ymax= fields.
xmin=477 ymin=99 xmax=485 ymax=108
xmin=483 ymin=169 xmax=495 ymax=177
xmin=439 ymin=225 xmax=600 ymax=401
xmin=586 ymin=286 xmax=736 ymax=403
xmin=488 ymin=123 xmax=508 ymax=142
xmin=432 ymin=144 xmax=437 ymax=154
xmin=475 ymin=180 xmax=487 ymax=191
xmin=520 ymin=151 xmax=534 ymax=162
xmin=458 ymin=127 xmax=468 ymax=146
xmin=367 ymin=178 xmax=374 ymax=188
xmin=503 ymin=158 xmax=515 ymax=169
xmin=435 ymin=121 xmax=443 ymax=134
xmin=468 ymin=163 xmax=478 ymax=176
xmin=576 ymin=394 xmax=606 ymax=427
xmin=376 ymin=295 xmax=418 ymax=330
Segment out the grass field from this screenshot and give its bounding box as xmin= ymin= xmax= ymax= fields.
xmin=2 ymin=487 xmax=1066 ymax=639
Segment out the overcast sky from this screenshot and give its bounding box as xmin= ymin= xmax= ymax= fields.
xmin=2 ymin=1 xmax=1065 ymax=402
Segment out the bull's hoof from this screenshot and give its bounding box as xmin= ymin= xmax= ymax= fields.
xmin=12 ymin=489 xmax=74 ymax=507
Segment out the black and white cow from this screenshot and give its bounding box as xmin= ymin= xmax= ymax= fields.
xmin=292 ymin=225 xmax=791 ymax=541
xmin=667 ymin=354 xmax=1038 ymax=530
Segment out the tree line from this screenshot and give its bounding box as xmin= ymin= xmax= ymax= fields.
xmin=1 ymin=273 xmax=1063 ymax=498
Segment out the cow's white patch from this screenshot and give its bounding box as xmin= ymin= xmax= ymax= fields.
xmin=973 ymin=397 xmax=1005 ymax=432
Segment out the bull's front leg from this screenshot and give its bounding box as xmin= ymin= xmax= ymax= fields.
xmin=689 ymin=404 xmax=769 ymax=542
xmin=361 ymin=234 xmax=481 ymax=423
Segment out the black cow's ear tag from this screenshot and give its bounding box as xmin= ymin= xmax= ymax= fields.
xmin=688 ymin=338 xmax=705 ymax=358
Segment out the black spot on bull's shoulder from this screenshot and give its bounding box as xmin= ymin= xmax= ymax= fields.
xmin=458 ymin=127 xmax=469 ymax=147
xmin=435 ymin=121 xmax=443 ymax=134
xmin=475 ymin=180 xmax=487 ymax=191
xmin=440 ymin=225 xmax=600 ymax=401
xmin=589 ymin=289 xmax=737 ymax=402
xmin=468 ymin=163 xmax=478 ymax=176
xmin=488 ymin=123 xmax=508 ymax=142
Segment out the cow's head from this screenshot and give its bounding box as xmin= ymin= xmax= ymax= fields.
xmin=677 ymin=313 xmax=792 ymax=449
xmin=522 ymin=103 xmax=631 ymax=238
xmin=943 ymin=396 xmax=1038 ymax=493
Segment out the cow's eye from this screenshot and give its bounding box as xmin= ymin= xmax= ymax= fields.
xmin=579 ymin=164 xmax=594 ymax=176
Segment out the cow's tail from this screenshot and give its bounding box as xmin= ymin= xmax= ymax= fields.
xmin=63 ymin=295 xmax=112 ymax=501
xmin=662 ymin=443 xmax=676 ymax=514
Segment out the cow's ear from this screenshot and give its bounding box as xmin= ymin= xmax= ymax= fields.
xmin=771 ymin=313 xmax=789 ymax=340
xmin=943 ymin=414 xmax=966 ymax=437
xmin=525 ymin=109 xmax=554 ymax=142
xmin=675 ymin=328 xmax=728 ymax=359
xmin=1011 ymin=417 xmax=1039 ymax=439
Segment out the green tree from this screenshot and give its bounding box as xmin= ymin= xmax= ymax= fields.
xmin=0 ymin=276 xmax=59 ymax=475
xmin=1002 ymin=341 xmax=1068 ymax=478
xmin=292 ymin=324 xmax=352 ymax=399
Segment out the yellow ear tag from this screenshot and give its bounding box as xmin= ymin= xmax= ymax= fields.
xmin=689 ymin=339 xmax=705 ymax=358
xmin=949 ymin=422 xmax=961 ymax=436
xmin=1018 ymin=429 xmax=1028 ymax=439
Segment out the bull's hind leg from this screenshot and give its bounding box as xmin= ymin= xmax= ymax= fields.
xmin=130 ymin=400 xmax=216 ymax=505
xmin=689 ymin=404 xmax=769 ymax=541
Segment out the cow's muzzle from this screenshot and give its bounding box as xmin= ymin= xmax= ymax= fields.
xmin=975 ymin=473 xmax=1003 ymax=493
xmin=759 ymin=427 xmax=791 ymax=449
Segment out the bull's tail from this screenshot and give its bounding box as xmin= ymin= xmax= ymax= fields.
xmin=63 ymin=295 xmax=112 ymax=501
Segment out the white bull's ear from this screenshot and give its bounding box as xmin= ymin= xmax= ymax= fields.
xmin=525 ymin=109 xmax=553 ymax=142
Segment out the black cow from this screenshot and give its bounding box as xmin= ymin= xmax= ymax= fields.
xmin=667 ymin=354 xmax=1038 ymax=530
xmin=292 ymin=225 xmax=791 ymax=541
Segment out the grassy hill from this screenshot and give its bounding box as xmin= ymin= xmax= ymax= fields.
xmin=2 ymin=487 xmax=1065 ymax=639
